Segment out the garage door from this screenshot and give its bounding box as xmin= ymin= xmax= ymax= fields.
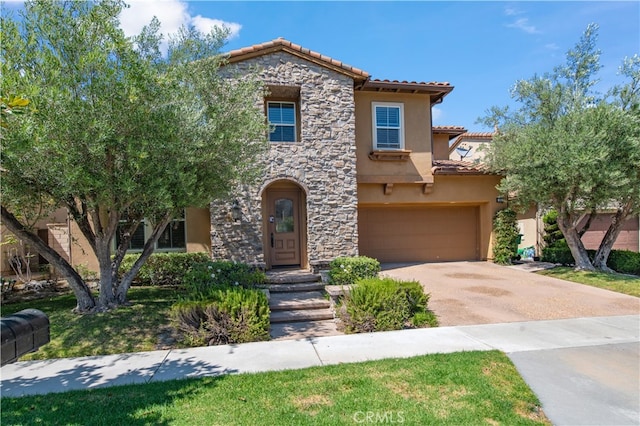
xmin=580 ymin=214 xmax=639 ymax=252
xmin=358 ymin=206 xmax=479 ymax=262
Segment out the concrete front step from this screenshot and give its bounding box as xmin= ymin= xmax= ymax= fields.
xmin=265 ymin=282 xmax=325 ymax=293
xmin=269 ymin=291 xmax=330 ymax=311
xmin=265 ymin=270 xmax=321 ymax=285
xmin=270 ymin=308 xmax=334 ymax=323
xmin=270 ymin=320 xmax=340 ymax=340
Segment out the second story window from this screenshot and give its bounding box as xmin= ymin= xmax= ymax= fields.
xmin=268 ymin=101 xmax=296 ymax=142
xmin=373 ymin=102 xmax=404 ymax=150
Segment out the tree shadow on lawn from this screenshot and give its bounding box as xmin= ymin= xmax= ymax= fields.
xmin=1 ymin=355 xmax=237 ymax=425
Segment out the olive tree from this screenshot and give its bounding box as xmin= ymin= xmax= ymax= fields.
xmin=1 ymin=0 xmax=268 ymax=311
xmin=481 ymin=24 xmax=640 ymax=271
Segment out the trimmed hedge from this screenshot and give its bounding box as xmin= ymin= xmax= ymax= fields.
xmin=119 ymin=252 xmax=210 ymax=286
xmin=182 ymin=261 xmax=266 ymax=299
xmin=329 ymin=256 xmax=381 ymax=285
xmin=607 ymin=250 xmax=640 ymax=275
xmin=171 ymin=288 xmax=270 ymax=346
xmin=338 ymin=277 xmax=437 ymax=333
xmin=542 ymin=247 xmax=640 ymax=275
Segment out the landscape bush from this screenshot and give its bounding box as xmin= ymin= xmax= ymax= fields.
xmin=181 ymin=260 xmax=266 ymax=299
xmin=328 ymin=256 xmax=380 ymax=285
xmin=542 ymin=247 xmax=640 ymax=275
xmin=541 ymin=247 xmax=580 ymax=266
xmin=338 ymin=277 xmax=437 ymax=333
xmin=119 ymin=252 xmax=210 ymax=286
xmin=492 ymin=208 xmax=520 ymax=264
xmin=171 ymin=288 xmax=270 ymax=346
xmin=606 ymin=250 xmax=640 ymax=275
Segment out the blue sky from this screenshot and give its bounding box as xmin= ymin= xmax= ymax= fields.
xmin=5 ymin=1 xmax=639 ymax=131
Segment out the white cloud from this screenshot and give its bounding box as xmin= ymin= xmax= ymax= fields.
xmin=119 ymin=0 xmax=241 ymax=52
xmin=192 ymin=15 xmax=241 ymax=39
xmin=544 ymin=43 xmax=560 ymax=50
xmin=506 ymin=18 xmax=540 ymax=35
xmin=504 ymin=7 xmax=522 ymax=16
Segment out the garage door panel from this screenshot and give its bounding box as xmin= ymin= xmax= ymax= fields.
xmin=359 ymin=206 xmax=479 ymax=262
xmin=579 ymin=214 xmax=639 ymax=252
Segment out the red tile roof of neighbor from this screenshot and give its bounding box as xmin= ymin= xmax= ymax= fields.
xmin=450 ymin=132 xmax=496 ymax=151
xmin=225 ymin=38 xmax=452 ymax=97
xmin=431 ymin=160 xmax=492 ymax=175
xmin=433 ymin=126 xmax=468 ymax=138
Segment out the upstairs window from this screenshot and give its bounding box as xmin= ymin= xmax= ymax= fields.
xmin=268 ymin=101 xmax=296 ymax=142
xmin=373 ymin=102 xmax=404 ymax=150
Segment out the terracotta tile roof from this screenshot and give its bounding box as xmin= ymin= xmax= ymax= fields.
xmin=225 ymin=38 xmax=370 ymax=80
xmin=433 ymin=125 xmax=468 ymax=138
xmin=361 ymin=79 xmax=453 ymax=97
xmin=431 ymin=159 xmax=493 ymax=175
xmin=450 ymin=131 xmax=496 ymax=151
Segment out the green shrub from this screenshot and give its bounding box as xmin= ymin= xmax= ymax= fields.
xmin=542 ymin=247 xmax=639 ymax=275
xmin=120 ymin=252 xmax=210 ymax=286
xmin=329 ymin=256 xmax=380 ymax=285
xmin=493 ymin=208 xmax=520 ymax=265
xmin=541 ymin=247 xmax=576 ymax=265
xmin=182 ymin=261 xmax=266 ymax=300
xmin=171 ymin=288 xmax=270 ymax=346
xmin=607 ymin=250 xmax=640 ymax=275
xmin=542 ymin=209 xmax=567 ymax=248
xmin=338 ymin=277 xmax=436 ymax=333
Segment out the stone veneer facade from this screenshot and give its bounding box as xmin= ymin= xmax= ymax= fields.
xmin=211 ymin=51 xmax=359 ymax=268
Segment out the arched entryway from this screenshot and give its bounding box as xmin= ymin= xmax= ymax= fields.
xmin=262 ymin=180 xmax=308 ymax=269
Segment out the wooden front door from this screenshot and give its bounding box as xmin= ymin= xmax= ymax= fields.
xmin=267 ymin=189 xmax=301 ymax=267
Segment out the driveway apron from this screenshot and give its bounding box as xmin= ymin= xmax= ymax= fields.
xmin=382 ymin=261 xmax=640 ymax=426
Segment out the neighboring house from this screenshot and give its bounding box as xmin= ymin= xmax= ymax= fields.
xmin=1 ymin=207 xmax=211 ymax=275
xmin=446 ymin=131 xmax=639 ymax=255
xmin=449 ymin=132 xmax=494 ymax=162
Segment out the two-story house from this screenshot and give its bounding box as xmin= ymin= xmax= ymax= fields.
xmin=1 ymin=38 xmax=507 ymax=276
xmin=210 ymin=38 xmax=504 ymax=270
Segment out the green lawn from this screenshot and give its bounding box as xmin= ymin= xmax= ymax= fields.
xmin=0 ymin=350 xmax=549 ymax=425
xmin=1 ymin=287 xmax=187 ymax=360
xmin=537 ymin=267 xmax=640 ymax=297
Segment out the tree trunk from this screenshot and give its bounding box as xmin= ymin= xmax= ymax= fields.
xmin=593 ymin=202 xmax=633 ymax=272
xmin=115 ymin=214 xmax=172 ymax=304
xmin=556 ymin=206 xmax=595 ymax=271
xmin=95 ymin=236 xmax=117 ymax=310
xmin=1 ymin=205 xmax=96 ymax=312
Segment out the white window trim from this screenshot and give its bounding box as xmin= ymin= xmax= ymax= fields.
xmin=267 ymin=101 xmax=297 ymax=143
xmin=372 ymin=102 xmax=405 ymax=150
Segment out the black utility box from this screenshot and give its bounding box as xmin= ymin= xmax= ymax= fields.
xmin=1 ymin=309 xmax=50 ymax=366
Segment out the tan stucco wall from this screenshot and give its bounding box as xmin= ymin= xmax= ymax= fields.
xmin=517 ymin=207 xmax=539 ymax=254
xmin=432 ymin=133 xmax=452 ymax=160
xmin=70 ymin=208 xmax=212 ymax=274
xmin=355 ymin=91 xmax=433 ymax=183
xmin=185 ymin=207 xmax=212 ymax=253
xmin=358 ymin=174 xmax=503 ymax=260
xmin=450 ymin=140 xmax=489 ymax=162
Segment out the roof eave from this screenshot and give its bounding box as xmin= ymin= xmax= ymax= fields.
xmin=225 ymin=43 xmax=370 ymax=82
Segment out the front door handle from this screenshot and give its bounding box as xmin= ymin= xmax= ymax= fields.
xmin=271 ymin=233 xmax=274 ymax=248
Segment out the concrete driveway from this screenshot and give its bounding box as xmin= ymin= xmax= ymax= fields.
xmin=380 ymin=261 xmax=639 ymax=326
xmin=382 ymin=261 xmax=640 ymax=425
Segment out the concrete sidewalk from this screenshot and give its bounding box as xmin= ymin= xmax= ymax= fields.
xmin=1 ymin=315 xmax=639 ymax=425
